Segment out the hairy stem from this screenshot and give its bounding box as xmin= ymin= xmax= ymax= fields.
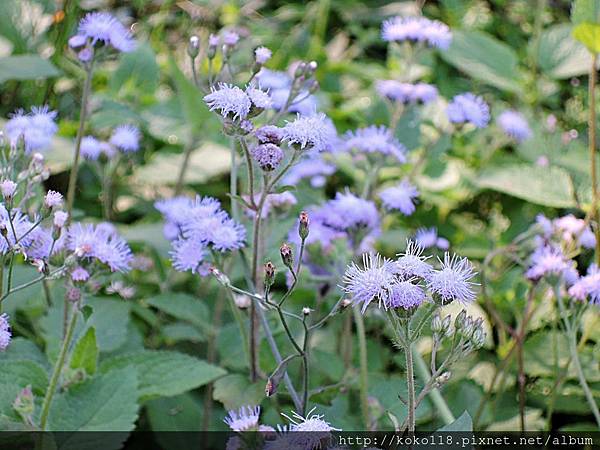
xmin=405 ymin=331 xmax=416 ymax=432
xmin=353 ymin=307 xmax=370 ymax=429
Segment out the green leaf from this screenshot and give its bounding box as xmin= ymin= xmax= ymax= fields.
xmin=163 ymin=323 xmax=206 ymax=343
xmin=572 ymin=0 xmax=600 ymax=25
xmin=0 ymin=55 xmax=59 ymax=83
xmin=0 ymin=360 xmax=48 ymax=396
xmin=536 ymin=24 xmax=593 ymax=79
xmin=438 ymin=411 xmax=473 ymax=431
xmin=48 ymin=369 xmax=138 ymax=431
xmin=0 ymin=337 xmax=48 ymax=369
xmin=440 ymin=30 xmax=523 ymax=93
xmin=573 ymin=23 xmax=600 ymax=53
xmin=475 ymin=164 xmax=576 ymax=208
xmin=110 ymin=44 xmax=159 ymax=93
xmin=70 ymin=327 xmax=98 ymax=376
xmin=100 ymin=350 xmax=226 ymax=401
xmin=212 ymin=374 xmax=265 ymax=410
xmin=84 ymin=298 xmax=130 ymax=353
xmin=146 ymin=292 xmax=211 ymax=333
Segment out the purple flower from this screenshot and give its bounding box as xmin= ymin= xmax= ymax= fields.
xmin=342 ymin=253 xmax=396 ymax=312
xmin=0 ymin=205 xmax=36 ymax=254
xmin=246 ymin=86 xmax=273 ymax=109
xmin=554 ymin=214 xmax=595 ymax=249
xmin=427 ymin=253 xmax=477 ymax=304
xmin=415 ymin=227 xmax=448 ymax=250
xmin=67 ymin=223 xmax=133 ymax=272
xmin=224 ymin=406 xmax=260 ymax=432
xmin=5 ymin=106 xmax=58 ymax=153
xmin=169 ymin=237 xmax=207 ymax=273
xmin=375 ymin=80 xmax=438 ymax=104
xmin=282 ymin=156 xmax=335 ymax=187
xmin=71 ymin=266 xmax=90 ymax=282
xmin=255 ymin=125 xmax=283 ymax=145
xmin=569 ymin=265 xmax=600 ymax=304
xmin=280 ymin=408 xmax=340 ymax=449
xmin=282 ymin=113 xmax=337 ymax=153
xmin=344 ymin=125 xmax=406 ymax=162
xmin=255 ymin=46 xmax=272 ymax=64
xmin=53 ymin=211 xmax=68 ymax=228
xmin=387 ymin=281 xmax=426 ymax=310
xmin=395 ymin=240 xmax=433 ymax=280
xmin=447 ymin=93 xmax=490 ymax=128
xmin=525 ymin=245 xmax=570 ymax=281
xmin=75 ymin=12 xmax=136 ymax=53
xmin=379 ymin=180 xmax=419 ymax=215
xmin=81 ymin=136 xmax=103 ymax=160
xmin=497 ymin=110 xmax=531 ymax=143
xmin=1 ymin=180 xmax=17 ymax=199
xmin=25 ymin=227 xmax=55 ymax=260
xmin=204 ymin=83 xmax=251 ymax=120
xmin=110 ymin=125 xmax=140 ymax=153
xmin=44 ymin=190 xmax=63 ymax=209
xmin=322 ymin=190 xmax=380 ymax=233
xmin=210 ymin=218 xmax=246 ymax=252
xmin=0 ymin=313 xmax=11 ymax=350
xmin=251 ymin=143 xmax=283 ymax=171
xmin=222 ymin=31 xmax=239 ymax=46
xmin=381 ymin=16 xmax=452 ymax=50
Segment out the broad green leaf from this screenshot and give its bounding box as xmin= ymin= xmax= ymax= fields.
xmin=146 ymin=292 xmax=211 ymax=333
xmin=572 ymin=0 xmax=600 ymax=24
xmin=440 ymin=30 xmax=523 ymax=93
xmin=0 ymin=360 xmax=48 ymax=396
xmin=476 ymin=164 xmax=576 ymax=208
xmin=163 ymin=323 xmax=206 ymax=343
xmin=84 ymin=298 xmax=130 ymax=353
xmin=110 ymin=44 xmax=159 ymax=93
xmin=48 ymin=369 xmax=138 ymax=432
xmin=212 ymin=374 xmax=265 ymax=410
xmin=0 ymin=337 xmax=48 ymax=368
xmin=536 ymin=24 xmax=593 ymax=79
xmin=70 ymin=327 xmax=98 ymax=376
xmin=573 ymin=22 xmax=600 ymax=53
xmin=100 ymin=350 xmax=226 ymax=401
xmin=438 ymin=411 xmax=473 ymax=431
xmin=0 ymin=55 xmax=59 ymax=83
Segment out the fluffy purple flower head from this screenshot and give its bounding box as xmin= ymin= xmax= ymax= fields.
xmin=75 ymin=12 xmax=136 ymax=52
xmin=282 ymin=113 xmax=337 ymax=153
xmin=375 ymin=80 xmax=438 ymax=104
xmin=497 ymin=110 xmax=532 ymax=143
xmin=379 ymin=180 xmax=419 ymax=215
xmin=415 ymin=227 xmax=448 ymax=250
xmin=224 ymin=405 xmax=260 ymax=432
xmin=1 ymin=180 xmax=17 ymax=199
xmin=204 ymin=83 xmax=251 ymax=120
xmin=554 ymin=214 xmax=596 ymax=249
xmin=0 ymin=313 xmax=11 ymax=350
xmin=169 ymin=237 xmax=207 ymax=273
xmin=255 ymin=125 xmax=283 ymax=145
xmin=53 ymin=210 xmax=67 ymax=228
xmin=282 ymin=156 xmax=335 ymax=188
xmin=342 ymin=253 xmax=396 ymax=313
xmin=81 ymin=136 xmax=103 ymax=160
xmin=5 ymin=106 xmax=58 ymax=153
xmin=222 ymin=31 xmax=239 ymax=46
xmin=67 ymin=223 xmax=133 ymax=272
xmin=569 ymin=265 xmax=600 ymax=304
xmin=210 ymin=218 xmax=246 ymax=252
xmin=246 ymin=86 xmax=273 ymax=110
xmin=387 ymin=281 xmax=426 ymax=310
xmin=25 ymin=227 xmax=55 ymax=260
xmin=395 ymin=240 xmax=433 ymax=280
xmin=344 ymin=126 xmax=406 ymax=162
xmin=427 ymin=253 xmax=477 ymax=304
xmin=44 ymin=190 xmax=63 ymax=209
xmin=447 ymin=93 xmax=490 ymax=128
xmin=525 ymin=245 xmax=570 ymax=281
xmin=251 ymin=143 xmax=283 ymax=171
xmin=381 ymin=16 xmax=452 ymax=49
xmin=110 ymin=125 xmax=140 ymax=153
xmin=0 ymin=206 xmax=36 ymax=254
xmin=323 ymin=190 xmax=380 ymax=233
xmin=255 ymin=46 xmax=272 ymax=64
xmin=71 ymin=266 xmax=90 ymax=282
xmin=279 ymin=408 xmax=340 ymax=449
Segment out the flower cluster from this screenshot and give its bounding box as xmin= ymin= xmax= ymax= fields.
xmin=375 ymin=80 xmax=439 ymax=105
xmin=81 ymin=124 xmax=140 ymax=161
xmin=69 ymin=12 xmax=136 ymax=56
xmin=342 ymin=242 xmax=477 ymax=313
xmin=379 ymin=179 xmax=419 ymax=216
xmin=344 ymin=125 xmax=406 ymax=162
xmin=447 ymin=93 xmax=490 ymax=128
xmin=204 ymin=83 xmax=272 ymax=121
xmin=497 ymin=110 xmax=532 ymax=143
xmin=5 ymin=106 xmax=58 ymax=153
xmin=282 ymin=113 xmax=338 ymax=153
xmin=381 ymin=16 xmax=453 ymax=50
xmin=155 ymin=196 xmax=246 ymax=273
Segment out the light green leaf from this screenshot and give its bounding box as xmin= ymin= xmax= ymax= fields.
xmin=70 ymin=327 xmax=98 ymax=376
xmin=438 ymin=411 xmax=473 ymax=432
xmin=0 ymin=337 xmax=48 ymax=369
xmin=146 ymin=292 xmax=211 ymax=333
xmin=0 ymin=55 xmax=59 ymax=83
xmin=110 ymin=44 xmax=159 ymax=93
xmin=573 ymin=22 xmax=600 ymax=53
xmin=48 ymin=369 xmax=138 ymax=432
xmin=572 ymin=0 xmax=600 ymax=24
xmin=536 ymin=24 xmax=593 ymax=79
xmin=440 ymin=30 xmax=523 ymax=93
xmin=0 ymin=360 xmax=48 ymax=396
xmin=163 ymin=323 xmax=206 ymax=343
xmin=100 ymin=350 xmax=226 ymax=401
xmin=212 ymin=374 xmax=265 ymax=410
xmin=476 ymin=164 xmax=576 ymax=208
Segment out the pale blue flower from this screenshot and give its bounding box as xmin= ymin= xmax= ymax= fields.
xmin=387 ymin=281 xmax=426 ymax=310
xmin=342 ymin=253 xmax=396 ymax=312
xmin=169 ymin=237 xmax=207 ymax=274
xmin=497 ymin=110 xmax=532 ymax=142
xmin=379 ymin=180 xmax=419 ymax=215
xmin=224 ymin=406 xmax=260 ymax=432
xmin=395 ymin=240 xmax=433 ymax=280
xmin=204 ymin=83 xmax=251 ymax=120
xmin=251 ymin=143 xmax=283 ymax=171
xmin=282 ymin=113 xmax=337 ymax=152
xmin=381 ymin=16 xmax=452 ymax=49
xmin=447 ymin=93 xmax=490 ymax=128
xmin=427 ymin=253 xmax=477 ymax=304
xmin=344 ymin=125 xmax=406 ymax=162
xmin=110 ymin=125 xmax=140 ymax=153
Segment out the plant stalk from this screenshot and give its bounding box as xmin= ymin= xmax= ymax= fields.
xmin=353 ymin=307 xmax=370 ymax=429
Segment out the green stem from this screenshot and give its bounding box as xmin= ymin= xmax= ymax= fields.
xmin=405 ymin=330 xmax=416 ymax=432
xmin=66 ymin=62 xmax=94 ymax=220
xmin=39 ymin=301 xmax=79 ymax=430
xmin=175 ymin=138 xmax=196 ymax=196
xmin=353 ymin=307 xmax=370 ymax=429
xmin=230 ymin=139 xmax=239 ymax=220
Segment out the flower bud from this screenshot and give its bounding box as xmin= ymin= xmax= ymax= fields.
xmin=13 ymin=385 xmax=34 ymax=421
xmin=209 ymin=267 xmax=231 ymax=287
xmin=455 ymin=310 xmax=467 ymax=330
xmin=307 ymin=60 xmax=318 ymax=73
xmin=264 ymin=261 xmax=276 ymax=288
xmin=302 ymin=306 xmax=312 ymax=316
xmin=294 ymin=62 xmax=307 ymax=78
xmin=280 ymin=243 xmax=293 ymax=269
xmin=66 ymin=287 xmax=81 ymax=303
xmin=341 ymin=299 xmax=352 ymax=308
xmin=234 ymin=294 xmax=251 ymax=309
xmin=187 ymin=35 xmax=200 ymax=59
xmin=442 ymin=315 xmax=452 ymax=335
xmin=307 ymin=79 xmax=320 ymax=95
xmin=298 ymin=211 xmax=309 ymax=240
xmin=0 ymin=223 xmax=8 ymax=238
xmin=208 ymin=34 xmax=219 ymax=59
xmin=436 ymin=372 xmax=451 ymax=385
xmin=265 ymin=378 xmax=276 ymax=397
xmin=431 ymin=313 xmax=443 ymax=333
xmin=472 ymin=328 xmax=485 ymax=348
xmin=0 ymin=180 xmax=17 ymax=201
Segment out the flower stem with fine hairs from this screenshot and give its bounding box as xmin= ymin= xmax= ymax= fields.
xmin=405 ymin=324 xmax=416 ymax=433
xmin=40 ymin=300 xmax=79 ymax=430
xmin=66 ymin=61 xmax=94 ymax=221
xmin=353 ymin=307 xmax=370 ymax=429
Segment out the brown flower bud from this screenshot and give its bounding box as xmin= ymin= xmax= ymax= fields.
xmin=280 ymin=243 xmax=293 ymax=269
xmin=298 ymin=211 xmax=310 ymax=240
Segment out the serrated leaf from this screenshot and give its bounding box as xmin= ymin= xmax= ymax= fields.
xmin=0 ymin=55 xmax=59 ymax=83
xmin=69 ymin=327 xmax=98 ymax=376
xmin=476 ymin=164 xmax=576 ymax=208
xmin=573 ymin=22 xmax=600 ymax=53
xmin=536 ymin=24 xmax=593 ymax=79
xmin=100 ymin=350 xmax=226 ymax=401
xmin=48 ymin=369 xmax=138 ymax=432
xmin=0 ymin=337 xmax=48 ymax=368
xmin=212 ymin=374 xmax=265 ymax=410
xmin=440 ymin=30 xmax=523 ymax=93
xmin=572 ymin=0 xmax=600 ymax=25
xmin=438 ymin=411 xmax=473 ymax=432
xmin=146 ymin=292 xmax=211 ymax=333
xmin=0 ymin=360 xmax=48 ymax=396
